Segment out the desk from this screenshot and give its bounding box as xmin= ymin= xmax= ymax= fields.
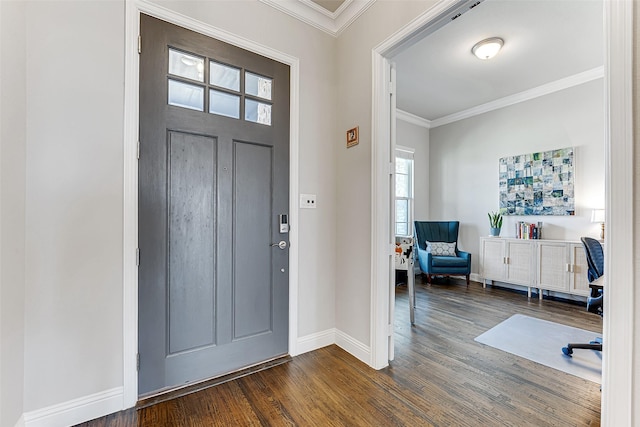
xmin=395 ymin=236 xmax=415 ymax=325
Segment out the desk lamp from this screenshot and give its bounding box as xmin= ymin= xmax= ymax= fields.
xmin=591 ymin=209 xmax=605 ymax=240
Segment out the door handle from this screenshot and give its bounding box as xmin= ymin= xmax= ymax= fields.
xmin=271 ymin=241 xmax=287 ymax=250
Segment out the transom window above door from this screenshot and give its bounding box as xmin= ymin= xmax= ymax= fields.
xmin=167 ymin=47 xmax=273 ymax=126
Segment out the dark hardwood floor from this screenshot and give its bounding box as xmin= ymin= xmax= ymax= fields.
xmin=79 ymin=278 xmax=601 ymax=426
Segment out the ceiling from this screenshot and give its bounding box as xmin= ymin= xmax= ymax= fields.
xmin=259 ymin=0 xmax=374 ymax=36
xmin=392 ymin=0 xmax=604 ymax=126
xmin=261 ymin=0 xmax=603 ymax=126
xmin=310 ymin=0 xmax=346 ymax=13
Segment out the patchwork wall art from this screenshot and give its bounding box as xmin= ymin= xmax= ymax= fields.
xmin=499 ymin=147 xmax=575 ymax=216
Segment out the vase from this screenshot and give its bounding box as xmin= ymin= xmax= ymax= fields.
xmin=490 ymin=227 xmax=501 ymax=237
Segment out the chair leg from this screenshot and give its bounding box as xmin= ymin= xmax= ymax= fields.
xmin=562 ymin=341 xmax=603 ymax=357
xmin=427 ymin=274 xmax=432 ymax=284
xmin=466 ymin=274 xmax=470 ymax=286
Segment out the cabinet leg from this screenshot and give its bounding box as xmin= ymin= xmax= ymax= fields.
xmin=527 ymin=287 xmax=531 ymax=298
xmin=539 ymin=288 xmax=543 ymax=300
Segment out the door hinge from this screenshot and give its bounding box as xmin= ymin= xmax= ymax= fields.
xmin=136 ymin=248 xmax=140 ymax=266
xmin=136 ymin=353 xmax=140 ymax=371
xmin=138 ymin=35 xmax=141 ymax=54
xmin=137 ymin=141 xmax=140 ymax=160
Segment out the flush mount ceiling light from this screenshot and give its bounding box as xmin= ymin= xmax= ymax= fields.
xmin=472 ymin=37 xmax=504 ymax=60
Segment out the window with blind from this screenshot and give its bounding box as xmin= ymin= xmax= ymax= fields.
xmin=395 ymin=147 xmax=414 ymax=236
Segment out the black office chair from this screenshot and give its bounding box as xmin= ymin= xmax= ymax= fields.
xmin=562 ymin=237 xmax=604 ymax=357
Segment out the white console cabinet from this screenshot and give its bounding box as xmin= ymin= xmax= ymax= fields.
xmin=568 ymin=243 xmax=591 ymax=296
xmin=479 ymin=238 xmax=535 ymax=295
xmin=479 ymin=237 xmax=590 ymax=299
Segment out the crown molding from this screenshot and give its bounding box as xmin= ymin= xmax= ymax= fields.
xmin=430 ymin=66 xmax=604 ymax=128
xmin=259 ymin=0 xmax=376 ymax=37
xmin=396 ymin=109 xmax=432 ymax=128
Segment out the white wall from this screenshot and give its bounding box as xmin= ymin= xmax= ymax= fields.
xmin=1 ymin=0 xmax=635 ymax=425
xmin=0 ymin=1 xmax=26 ymax=425
xmin=23 ymin=1 xmax=125 ymax=411
xmin=335 ymin=0 xmax=437 ymax=348
xmin=429 ymin=80 xmax=605 ymax=275
xmin=0 ymin=0 xmax=442 ymax=421
xmin=11 ymin=0 xmax=339 ymax=419
xmin=397 ymin=119 xmax=430 ymax=221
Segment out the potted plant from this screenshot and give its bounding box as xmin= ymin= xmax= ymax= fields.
xmin=488 ymin=211 xmax=503 ymax=236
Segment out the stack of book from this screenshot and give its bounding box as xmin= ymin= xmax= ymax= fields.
xmin=515 ymin=221 xmax=542 ymax=239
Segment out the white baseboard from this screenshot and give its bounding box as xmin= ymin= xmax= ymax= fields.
xmin=296 ymin=328 xmax=336 ymax=355
xmin=14 ymin=414 xmax=25 ymax=427
xmin=335 ymin=329 xmax=371 ymax=365
xmin=17 ymin=329 xmax=382 ymax=426
xmin=23 ymin=387 xmax=123 ymax=427
xmin=295 ymin=328 xmax=371 ymax=367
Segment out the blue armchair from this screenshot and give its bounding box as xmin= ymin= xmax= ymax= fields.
xmin=414 ymin=221 xmax=471 ymax=285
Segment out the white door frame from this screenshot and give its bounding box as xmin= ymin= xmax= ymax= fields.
xmin=370 ymin=0 xmax=481 ymax=371
xmin=122 ymin=0 xmax=300 ymax=407
xmin=370 ymin=0 xmax=634 ymax=424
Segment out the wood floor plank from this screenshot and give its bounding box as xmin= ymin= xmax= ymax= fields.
xmin=79 ymin=278 xmax=601 ymax=426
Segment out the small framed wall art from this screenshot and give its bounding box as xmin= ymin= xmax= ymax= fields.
xmin=346 ymin=126 xmax=359 ymax=148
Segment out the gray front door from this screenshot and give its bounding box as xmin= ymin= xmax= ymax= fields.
xmin=138 ymin=14 xmax=290 ymax=396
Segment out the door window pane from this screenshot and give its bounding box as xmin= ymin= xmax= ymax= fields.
xmin=209 ymin=89 xmax=240 ymax=119
xmin=245 ymin=99 xmax=272 ymax=125
xmin=169 ymin=49 xmax=204 ymax=82
xmin=168 ymin=79 xmax=204 ymax=111
xmin=245 ymin=72 xmax=272 ymax=100
xmin=210 ymin=61 xmax=240 ymax=92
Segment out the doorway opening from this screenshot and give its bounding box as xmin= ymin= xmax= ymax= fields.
xmin=137 ymin=14 xmax=291 ymax=397
xmin=371 ymin=0 xmax=634 ymax=422
xmin=122 ymin=3 xmax=301 ymax=407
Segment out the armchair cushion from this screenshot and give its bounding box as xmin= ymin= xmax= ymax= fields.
xmin=426 ymin=241 xmax=456 ymax=256
xmin=431 ymin=255 xmax=468 ymax=268
xmin=414 ymin=221 xmax=471 ymax=285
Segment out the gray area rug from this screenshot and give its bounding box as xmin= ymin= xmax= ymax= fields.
xmin=475 ymin=314 xmax=601 ymax=383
